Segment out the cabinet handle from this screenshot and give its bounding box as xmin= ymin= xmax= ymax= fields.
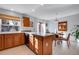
xmin=46 ymin=42 xmax=48 ymax=47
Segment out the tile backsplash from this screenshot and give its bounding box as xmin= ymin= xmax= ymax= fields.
xmin=1 ymin=26 xmax=19 ymax=32
xmin=0 ymin=19 xmax=20 ymax=32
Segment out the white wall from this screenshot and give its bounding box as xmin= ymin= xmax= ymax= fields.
xmin=30 ymin=17 xmax=46 ymax=32
xmin=46 ymin=20 xmax=56 ymax=33
xmin=47 ymin=14 xmax=79 ymax=41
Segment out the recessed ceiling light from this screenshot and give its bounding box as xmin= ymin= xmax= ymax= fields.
xmin=10 ymin=8 xmax=14 ymax=11
xmin=32 ymin=9 xmax=35 ymax=12
xmin=40 ymin=4 xmax=44 ymax=6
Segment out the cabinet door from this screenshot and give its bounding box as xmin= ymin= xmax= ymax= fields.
xmin=14 ymin=33 xmax=20 ymax=46
xmin=5 ymin=34 xmax=14 ymax=48
xmin=43 ymin=36 xmax=52 ymax=55
xmin=0 ymin=35 xmax=2 ymax=50
xmin=0 ymin=34 xmax=5 ymax=50
xmin=19 ymin=33 xmax=24 ymax=45
xmin=34 ymin=35 xmax=42 ymax=55
xmin=29 ymin=34 xmax=34 ymax=51
xmin=14 ymin=33 xmax=24 ymax=46
xmin=23 ymin=17 xmax=30 ymax=27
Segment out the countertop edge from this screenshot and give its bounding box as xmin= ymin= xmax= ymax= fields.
xmin=0 ymin=32 xmax=24 ymax=34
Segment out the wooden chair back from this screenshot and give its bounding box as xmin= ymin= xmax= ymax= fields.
xmin=67 ymin=33 xmax=71 ymax=41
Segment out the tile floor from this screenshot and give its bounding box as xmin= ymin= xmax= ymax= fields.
xmin=0 ymin=41 xmax=79 ymax=55
xmin=53 ymin=41 xmax=79 ymax=55
xmin=0 ymin=45 xmax=35 ymax=55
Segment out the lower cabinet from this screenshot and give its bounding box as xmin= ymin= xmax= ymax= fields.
xmin=29 ymin=34 xmax=42 ymax=54
xmin=43 ymin=36 xmax=52 ymax=55
xmin=29 ymin=34 xmax=34 ymax=51
xmin=19 ymin=33 xmax=25 ymax=45
xmin=34 ymin=35 xmax=42 ymax=55
xmin=0 ymin=34 xmax=5 ymax=50
xmin=0 ymin=33 xmax=24 ymax=51
xmin=5 ymin=34 xmax=14 ymax=48
xmin=14 ymin=33 xmax=24 ymax=46
xmin=29 ymin=34 xmax=53 ymax=55
xmin=14 ymin=33 xmax=21 ymax=46
xmin=0 ymin=35 xmax=2 ymax=50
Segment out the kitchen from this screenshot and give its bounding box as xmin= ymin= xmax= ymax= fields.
xmin=0 ymin=6 xmax=54 ymax=55
xmin=0 ymin=4 xmax=79 ymax=55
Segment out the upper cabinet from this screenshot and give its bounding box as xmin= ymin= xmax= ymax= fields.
xmin=0 ymin=13 xmax=20 ymax=21
xmin=23 ymin=17 xmax=30 ymax=27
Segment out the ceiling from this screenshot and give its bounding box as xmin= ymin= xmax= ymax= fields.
xmin=0 ymin=4 xmax=79 ymax=20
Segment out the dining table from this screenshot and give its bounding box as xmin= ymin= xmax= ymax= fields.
xmin=53 ymin=33 xmax=64 ymax=45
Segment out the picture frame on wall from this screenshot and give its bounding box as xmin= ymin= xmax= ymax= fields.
xmin=58 ymin=21 xmax=67 ymax=31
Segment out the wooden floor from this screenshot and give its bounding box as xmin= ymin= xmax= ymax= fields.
xmin=0 ymin=41 xmax=79 ymax=55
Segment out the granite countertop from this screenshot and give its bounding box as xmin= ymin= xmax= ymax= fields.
xmin=0 ymin=31 xmax=35 ymax=34
xmin=24 ymin=32 xmax=55 ymax=36
xmin=32 ymin=33 xmax=55 ymax=36
xmin=0 ymin=31 xmax=23 ymax=34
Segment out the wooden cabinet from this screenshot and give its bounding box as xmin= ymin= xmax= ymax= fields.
xmin=0 ymin=34 xmax=5 ymax=50
xmin=20 ymin=33 xmax=25 ymax=45
xmin=0 ymin=13 xmax=20 ymax=21
xmin=23 ymin=17 xmax=30 ymax=27
xmin=0 ymin=33 xmax=24 ymax=51
xmin=28 ymin=34 xmax=53 ymax=55
xmin=5 ymin=34 xmax=14 ymax=48
xmin=0 ymin=35 xmax=2 ymax=50
xmin=43 ymin=36 xmax=52 ymax=55
xmin=29 ymin=35 xmax=42 ymax=55
xmin=14 ymin=33 xmax=24 ymax=46
xmin=14 ymin=33 xmax=21 ymax=46
xmin=29 ymin=34 xmax=34 ymax=51
xmin=34 ymin=35 xmax=42 ymax=55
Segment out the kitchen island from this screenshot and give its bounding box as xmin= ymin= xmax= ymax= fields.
xmin=28 ymin=33 xmax=54 ymax=55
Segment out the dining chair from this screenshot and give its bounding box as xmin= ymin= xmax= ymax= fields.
xmin=59 ymin=33 xmax=71 ymax=48
xmin=54 ymin=34 xmax=59 ymax=46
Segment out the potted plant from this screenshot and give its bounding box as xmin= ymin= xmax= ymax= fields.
xmin=72 ymin=29 xmax=79 ymax=40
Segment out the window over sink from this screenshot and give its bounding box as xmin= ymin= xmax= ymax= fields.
xmin=0 ymin=19 xmax=21 ymax=32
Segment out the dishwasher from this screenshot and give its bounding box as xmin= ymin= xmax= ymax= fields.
xmin=24 ymin=33 xmax=29 ymax=46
